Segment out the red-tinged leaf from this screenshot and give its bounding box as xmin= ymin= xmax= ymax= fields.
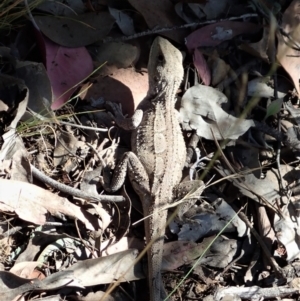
xmin=186 ymin=21 xmax=261 ymax=51
xmin=193 ymin=48 xmax=211 ymax=85
xmin=86 ymin=65 xmax=149 ymax=116
xmin=39 ymin=35 xmax=93 ymax=110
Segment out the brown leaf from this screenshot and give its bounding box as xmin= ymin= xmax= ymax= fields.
xmin=53 ymin=131 xmax=78 ymax=167
xmin=207 ymin=54 xmax=231 ymax=86
xmin=0 ymin=137 xmax=31 ymax=182
xmin=239 ymin=26 xmax=272 ymax=63
xmin=100 ymin=237 xmax=144 ymax=256
xmin=90 ymin=41 xmax=140 ymax=69
xmin=9 ymin=262 xmax=43 ymax=279
xmin=162 ymin=236 xmax=216 ymax=270
xmin=128 ymin=0 xmax=187 ymax=43
xmin=86 ymin=65 xmax=149 ymax=116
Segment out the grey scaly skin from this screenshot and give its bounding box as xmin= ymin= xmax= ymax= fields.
xmin=102 ymin=37 xmax=186 ymax=301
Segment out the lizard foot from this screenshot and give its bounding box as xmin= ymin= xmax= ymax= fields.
xmin=106 ymin=101 xmax=143 ymax=130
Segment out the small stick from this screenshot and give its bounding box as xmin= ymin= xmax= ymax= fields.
xmin=103 ymin=14 xmax=258 ymax=43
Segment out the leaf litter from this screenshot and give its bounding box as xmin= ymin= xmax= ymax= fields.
xmin=1 ymin=0 xmax=300 ymax=300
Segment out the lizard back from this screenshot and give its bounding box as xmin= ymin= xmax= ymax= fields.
xmin=131 ymin=36 xmax=186 ymax=205
xmin=132 ymin=99 xmax=186 ymax=202
xmin=131 ymin=37 xmax=186 ymax=301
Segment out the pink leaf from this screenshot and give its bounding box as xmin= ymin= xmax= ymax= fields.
xmin=39 ymin=35 xmax=93 ymax=110
xmin=186 ymin=21 xmax=261 ymax=51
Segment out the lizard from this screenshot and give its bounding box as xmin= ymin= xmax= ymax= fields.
xmin=101 ymin=37 xmax=201 ymax=301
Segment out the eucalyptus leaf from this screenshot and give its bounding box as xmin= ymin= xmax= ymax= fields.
xmin=264 ymin=98 xmax=283 ymax=120
xmin=180 ymin=84 xmax=254 ymax=140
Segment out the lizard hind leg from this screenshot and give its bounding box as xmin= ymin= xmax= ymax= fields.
xmin=174 ymin=180 xmax=205 ymax=222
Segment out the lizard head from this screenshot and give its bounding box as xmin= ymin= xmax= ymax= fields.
xmin=148 ymin=37 xmax=184 ymax=99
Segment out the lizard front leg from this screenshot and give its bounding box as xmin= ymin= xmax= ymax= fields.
xmin=101 ymin=151 xmax=151 ymax=203
xmin=106 ymin=101 xmax=143 ymax=131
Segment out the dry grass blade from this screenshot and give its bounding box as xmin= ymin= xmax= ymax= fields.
xmin=0 ymin=0 xmax=41 ymax=30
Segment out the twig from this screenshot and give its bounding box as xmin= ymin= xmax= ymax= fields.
xmin=215 ymin=249 xmax=245 ymax=280
xmin=30 ymin=164 xmax=124 ymax=202
xmin=0 ymin=226 xmax=22 ymax=238
xmin=59 ymin=120 xmax=108 ymax=132
xmin=103 ymin=13 xmax=258 ymax=43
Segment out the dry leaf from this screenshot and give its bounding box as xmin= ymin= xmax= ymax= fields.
xmin=100 ymin=237 xmax=144 ymax=256
xmin=15 ymin=61 xmax=53 ymax=117
xmin=162 ymin=241 xmax=198 ymax=270
xmin=53 ymin=131 xmax=78 ymax=167
xmin=175 ymin=3 xmax=206 ymax=23
xmin=90 ymin=42 xmax=140 ymax=69
xmin=86 ymin=65 xmax=149 ymax=116
xmin=180 ymin=84 xmax=254 ymax=140
xmin=175 ymin=198 xmax=247 ymax=241
xmin=0 ymin=179 xmax=96 ymax=230
xmin=0 ymin=270 xmax=81 ymax=301
xmin=239 ymin=26 xmax=272 ymax=62
xmin=9 ymin=261 xmax=42 ymax=279
xmin=207 ymin=54 xmax=230 ymax=86
xmin=35 ymin=12 xmax=115 ymax=47
xmin=65 ymin=249 xmax=144 ymax=286
xmin=108 ymin=7 xmax=136 ymax=36
xmin=36 ymin=0 xmax=85 ymax=16
xmin=128 ymin=0 xmax=187 ymax=43
xmin=0 ymin=137 xmax=31 ymax=183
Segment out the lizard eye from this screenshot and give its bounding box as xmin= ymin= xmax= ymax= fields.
xmin=157 ymin=54 xmax=164 ymax=62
